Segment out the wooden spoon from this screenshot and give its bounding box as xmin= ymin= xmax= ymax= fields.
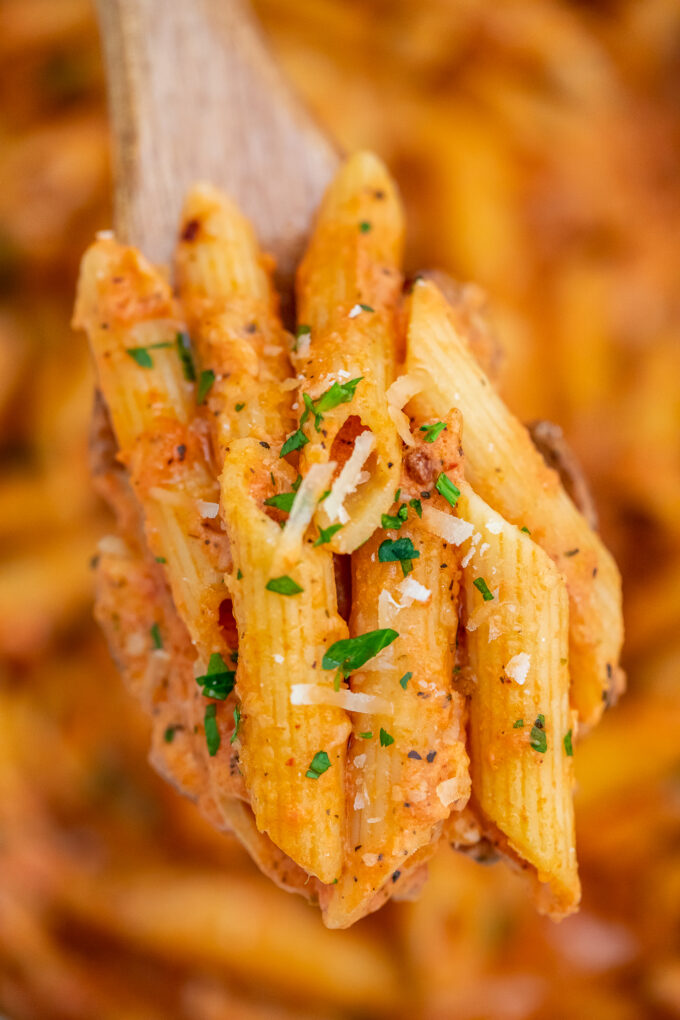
xmin=95 ymin=0 xmax=338 ymax=306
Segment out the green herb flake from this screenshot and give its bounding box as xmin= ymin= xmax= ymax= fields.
xmin=564 ymin=729 xmax=573 ymax=757
xmin=381 ymin=512 xmax=404 ymax=530
xmin=197 ymin=368 xmax=215 ymax=404
xmin=264 ymin=491 xmax=296 ymax=513
xmin=175 ymin=331 xmax=196 ymax=381
xmin=125 ymin=341 xmax=172 ymax=368
xmin=150 ymin=622 xmax=163 ymax=650
xmin=164 ymin=725 xmax=178 ymax=743
xmin=435 ymin=472 xmax=460 ymax=508
xmin=314 ymin=523 xmax=343 ymax=546
xmin=513 ymin=719 xmax=524 ymax=729
xmin=359 ymin=731 xmax=373 ymax=739
xmin=236 ymin=569 xmax=243 ymax=580
xmin=266 ymin=575 xmax=303 ymax=596
xmin=296 ymin=324 xmax=311 ymax=339
xmin=306 ymin=750 xmax=331 ymax=779
xmin=473 ymin=577 xmax=494 ymax=601
xmin=280 ymin=428 xmax=309 ymax=458
xmin=196 ymin=652 xmax=236 ymax=700
xmin=204 ymin=703 xmax=221 ymax=756
xmin=155 ymin=556 xmax=167 ymax=564
xmin=230 ymin=704 xmax=241 ymax=744
xmin=322 ymin=629 xmax=399 ymax=679
xmin=420 ymin=421 xmax=447 ymax=443
xmin=529 ymin=715 xmax=547 ymax=754
xmin=521 ymin=526 xmax=531 ymax=534
xmin=359 ymin=220 xmax=372 ymax=233
xmin=359 ymin=303 xmax=374 ymax=313
xmin=409 ymin=498 xmax=423 ymax=518
xmin=300 ymin=378 xmax=363 ymax=432
xmin=394 ymin=488 xmax=401 ymax=502
xmin=399 ymin=672 xmax=412 ymax=690
xmin=378 ymin=537 xmax=420 ymax=566
xmin=235 ymin=402 xmax=245 ymax=412
xmin=379 ymin=728 xmax=395 ymax=747
xmin=397 ymin=504 xmax=409 ymax=521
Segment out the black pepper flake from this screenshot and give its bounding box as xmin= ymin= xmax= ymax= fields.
xmin=392 ymin=871 xmax=401 ymax=883
xmin=259 ymin=441 xmax=270 ymax=449
xmin=245 ymin=321 xmax=257 ymax=333
xmin=387 ymin=461 xmax=393 ymax=468
xmin=420 ymin=490 xmax=431 ymax=499
xmin=176 ymin=443 xmax=187 ymax=461
xmin=606 ymin=663 xmax=613 ymax=679
xmin=426 ymin=750 xmax=437 ymax=762
xmin=407 ymin=750 xmax=422 ymax=760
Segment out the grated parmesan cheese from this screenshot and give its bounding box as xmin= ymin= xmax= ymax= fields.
xmin=324 ymin=430 xmax=375 ymax=523
xmin=197 ymin=500 xmax=219 ymax=519
xmin=386 ymin=373 xmax=424 ymax=447
xmin=97 ymin=534 xmax=129 ymax=557
xmin=277 ymin=461 xmax=336 ymax=565
xmin=354 ymin=754 xmax=367 ymax=769
xmin=436 ymin=777 xmax=468 ymax=809
xmin=354 ymin=790 xmax=367 ymax=810
xmin=486 ymin=519 xmax=503 ymax=534
xmin=422 ymin=505 xmax=475 ymax=546
xmin=273 ymin=653 xmax=284 ymax=664
xmin=290 ymin=684 xmax=393 ymax=715
xmin=397 ymin=576 xmax=431 ymax=603
xmin=505 ymin=652 xmax=531 ymax=685
xmin=96 ymin=229 xmax=114 ymax=240
xmin=362 ymin=853 xmax=379 ymax=867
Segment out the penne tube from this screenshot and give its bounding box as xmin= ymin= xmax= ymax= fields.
xmin=293 ymin=151 xmax=404 ymax=553
xmin=220 ymin=437 xmax=351 ymax=882
xmin=406 ymin=278 xmax=623 ymax=726
xmin=323 ymin=421 xmax=471 ymax=928
xmin=175 ymin=183 xmax=294 ymax=453
xmin=457 ymin=482 xmax=580 ymax=917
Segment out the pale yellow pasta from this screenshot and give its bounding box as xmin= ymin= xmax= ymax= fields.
xmin=457 ymin=482 xmax=580 ymax=917
xmin=175 ymin=183 xmax=294 ymax=452
xmin=220 ymin=437 xmax=351 ymax=883
xmin=294 ymin=151 xmax=403 ymax=553
xmin=406 ymin=278 xmax=623 ymax=726
xmin=323 ymin=506 xmax=470 ymax=929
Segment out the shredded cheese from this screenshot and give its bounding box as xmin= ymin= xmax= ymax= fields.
xmin=422 ymin=505 xmax=475 ymax=545
xmin=197 ymin=500 xmax=220 ymax=519
xmin=386 ymin=373 xmax=424 ymax=447
xmin=505 ymin=652 xmax=531 ymax=685
xmin=290 ymin=684 xmax=393 ymax=715
xmin=397 ymin=577 xmax=431 ymax=603
xmin=324 ymin=430 xmax=375 ymax=523
xmin=97 ymin=534 xmax=129 ymax=557
xmin=277 ymin=461 xmax=336 ymax=565
xmin=436 ymin=777 xmax=468 ymax=809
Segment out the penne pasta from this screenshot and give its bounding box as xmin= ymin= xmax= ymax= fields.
xmin=323 ymin=419 xmax=470 ymax=928
xmin=406 ymin=278 xmax=623 ymax=726
xmin=457 ymin=482 xmax=580 ymax=917
xmin=175 ymin=183 xmax=294 ymax=452
xmin=293 ymin=151 xmax=404 ymax=553
xmin=220 ymin=437 xmax=351 ymax=883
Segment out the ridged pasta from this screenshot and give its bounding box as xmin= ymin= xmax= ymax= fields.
xmin=294 ymin=151 xmax=403 ymax=553
xmin=457 ymin=482 xmax=580 ymax=916
xmin=406 ymin=278 xmax=623 ymax=726
xmin=220 ymin=438 xmax=351 ymax=882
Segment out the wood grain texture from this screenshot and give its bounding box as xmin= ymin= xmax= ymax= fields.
xmin=95 ymin=0 xmax=338 ymax=304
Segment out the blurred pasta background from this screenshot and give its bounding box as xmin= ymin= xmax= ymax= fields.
xmin=0 ymin=0 xmax=679 ymax=1017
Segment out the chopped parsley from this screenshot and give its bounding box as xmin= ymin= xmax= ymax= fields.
xmin=359 ymin=731 xmax=373 ymax=739
xmin=150 ymin=622 xmax=163 ymax=650
xmin=230 ymin=704 xmax=241 ymax=744
xmin=473 ymin=577 xmax=494 ymax=601
xmin=378 ymin=536 xmax=420 ymax=576
xmin=197 ymin=368 xmax=215 ymax=404
xmin=300 ymin=378 xmax=363 ymax=432
xmin=513 ymin=719 xmax=524 ymax=729
xmin=175 ymin=331 xmax=195 ymax=381
xmin=420 ymin=421 xmax=447 ymax=443
xmin=306 ymin=750 xmax=331 ymax=779
xmin=529 ymin=715 xmax=547 ymax=754
xmin=236 ymin=569 xmax=243 ymax=580
xmin=280 ymin=428 xmax=309 ymax=458
xmin=521 ymin=526 xmax=531 ymax=534
xmin=322 ymin=629 xmax=399 ymax=680
xmin=409 ymin=498 xmax=423 ymax=518
xmin=264 ymin=491 xmax=296 ymax=513
xmin=381 ymin=512 xmax=404 ymax=530
xmin=399 ymin=672 xmax=412 ymax=690
xmin=394 ymin=488 xmax=401 ymax=502
xmin=195 ymin=653 xmax=236 ymax=700
xmin=435 ymin=472 xmax=460 ymax=508
xmin=235 ymin=402 xmax=245 ymax=411
xmin=564 ymin=729 xmax=573 ymax=757
xmin=359 ymin=220 xmax=372 ymax=233
xmin=314 ymin=523 xmax=343 ymax=546
xmin=266 ymin=575 xmax=303 ymax=596
xmin=163 ymin=725 xmax=178 ymax=743
xmin=379 ymin=728 xmax=395 ymax=747
xmin=204 ymin=703 xmax=220 ymax=756
xmin=155 ymin=556 xmax=167 ymax=564
xmin=125 ymin=341 xmax=172 ymax=368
